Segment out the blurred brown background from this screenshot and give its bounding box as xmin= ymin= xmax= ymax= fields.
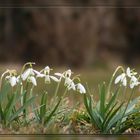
xmin=0 ymin=0 xmax=140 ymax=68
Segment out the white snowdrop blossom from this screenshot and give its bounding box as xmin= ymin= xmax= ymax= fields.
xmin=41 ymin=66 xmax=51 ymax=75
xmin=28 ymin=76 xmax=37 ymax=86
xmin=115 ymin=67 xmax=140 ymax=89
xmin=21 ymin=68 xmax=35 ymax=81
xmin=6 ymin=75 xmax=17 ymax=87
xmin=55 ymin=70 xmax=76 ymax=91
xmin=2 ymin=69 xmax=18 ymax=87
xmin=54 ymin=69 xmax=72 ymax=80
xmin=21 ymin=68 xmax=40 ymax=86
xmin=34 ymin=70 xmax=45 ymax=78
xmin=126 ymin=67 xmax=137 ymax=78
xmin=115 ymin=73 xmax=127 ymax=86
xmin=76 ymin=83 xmax=86 ymax=94
xmin=130 ymin=76 xmax=140 ymax=89
xmin=54 ymin=69 xmax=86 ymax=93
xmin=16 ymin=75 xmax=23 ymax=85
xmin=40 ymin=66 xmax=59 ymax=84
xmin=64 ymin=69 xmax=72 ymax=78
xmin=64 ymin=77 xmax=76 ymax=91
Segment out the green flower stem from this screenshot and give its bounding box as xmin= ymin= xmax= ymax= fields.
xmin=20 ymin=85 xmax=23 ymax=106
xmin=54 ymin=82 xmax=61 ymax=97
xmin=23 ymin=82 xmax=29 ymax=121
xmin=107 ymin=66 xmax=124 ymax=101
xmin=16 ymin=62 xmax=35 ymax=97
xmin=62 ymin=88 xmax=68 ymax=98
xmin=20 ymin=62 xmax=35 ymax=75
xmin=122 ymin=87 xmax=127 ymax=102
xmin=0 ymin=70 xmax=9 ymax=92
xmin=30 ymin=85 xmax=35 ymax=98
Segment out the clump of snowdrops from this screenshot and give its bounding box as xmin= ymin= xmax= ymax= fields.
xmin=84 ymin=66 xmax=140 ymax=134
xmin=1 ymin=63 xmax=140 ymax=134
xmin=0 ymin=62 xmax=86 ymax=127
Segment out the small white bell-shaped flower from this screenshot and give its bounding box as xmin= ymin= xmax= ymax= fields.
xmin=76 ymin=83 xmax=86 ymax=94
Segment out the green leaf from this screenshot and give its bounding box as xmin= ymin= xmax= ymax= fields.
xmin=4 ymin=93 xmax=16 ymax=120
xmin=9 ymin=96 xmax=35 ymax=122
xmin=0 ymin=83 xmax=10 ymax=102
xmin=40 ymin=93 xmax=47 ymax=119
xmin=0 ymin=103 xmax=4 ymax=121
xmin=44 ymin=97 xmax=62 ymax=125
xmin=99 ymin=83 xmax=106 ymax=118
xmin=84 ymin=94 xmax=101 ymax=129
xmin=103 ymin=102 xmax=124 ymax=133
xmin=105 ymin=88 xmax=119 ymax=113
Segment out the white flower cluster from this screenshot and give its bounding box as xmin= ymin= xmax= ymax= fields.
xmin=55 ymin=69 xmax=86 ymax=94
xmin=1 ymin=65 xmax=86 ymax=94
xmin=115 ymin=67 xmax=140 ymax=89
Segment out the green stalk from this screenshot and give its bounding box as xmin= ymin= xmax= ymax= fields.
xmin=54 ymin=82 xmax=60 ymax=97
xmin=107 ymin=66 xmax=124 ymax=101
xmin=23 ymin=82 xmax=29 ymax=121
xmin=0 ymin=70 xmax=9 ymax=92
xmin=62 ymin=88 xmax=68 ymax=98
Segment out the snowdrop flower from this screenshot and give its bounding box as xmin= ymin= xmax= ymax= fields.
xmin=64 ymin=69 xmax=72 ymax=78
xmin=67 ymin=81 xmax=76 ymax=91
xmin=40 ymin=66 xmax=51 ymax=75
xmin=43 ymin=75 xmax=59 ymax=84
xmin=55 ymin=69 xmax=72 ymax=79
xmin=2 ymin=69 xmax=17 ymax=87
xmin=64 ymin=77 xmax=76 ymax=91
xmin=21 ymin=68 xmax=40 ymax=86
xmin=76 ymin=83 xmax=86 ymax=94
xmin=16 ymin=75 xmax=23 ymax=85
xmin=21 ymin=68 xmax=35 ymax=81
xmin=40 ymin=66 xmax=59 ymax=84
xmin=6 ymin=75 xmax=17 ymax=87
xmin=115 ymin=67 xmax=139 ymax=88
xmin=34 ymin=70 xmax=45 ymax=78
xmin=115 ymin=73 xmax=127 ymax=86
xmin=126 ymin=67 xmax=137 ymax=78
xmin=130 ymin=76 xmax=140 ymax=89
xmin=28 ymin=76 xmax=37 ymax=86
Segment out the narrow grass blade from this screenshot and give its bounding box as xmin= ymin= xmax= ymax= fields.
xmin=99 ymin=83 xmax=106 ymax=118
xmin=44 ymin=98 xmax=62 ymax=125
xmin=9 ymin=96 xmax=35 ymax=122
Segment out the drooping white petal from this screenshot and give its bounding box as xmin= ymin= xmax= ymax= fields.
xmin=131 ymin=76 xmax=137 ymax=82
xmin=130 ymin=76 xmax=140 ymax=89
xmin=64 ymin=77 xmax=72 ymax=87
xmin=77 ymin=83 xmax=86 ymax=94
xmin=45 ymin=75 xmax=51 ymax=84
xmin=16 ymin=75 xmax=20 ymax=83
xmin=16 ymin=76 xmax=23 ymax=85
xmin=130 ymin=82 xmax=135 ymax=89
xmin=64 ymin=69 xmax=72 ymax=78
xmin=44 ymin=66 xmax=51 ymax=74
xmin=28 ymin=76 xmax=37 ymax=86
xmin=50 ymin=76 xmax=60 ymax=82
xmin=115 ymin=74 xmax=123 ymax=84
xmin=54 ymin=73 xmax=65 ymax=79
xmin=68 ymin=81 xmax=76 ymax=91
xmin=34 ymin=70 xmax=45 ymax=78
xmin=126 ymin=67 xmax=132 ymax=77
xmin=122 ymin=77 xmax=127 ymax=86
xmin=54 ymin=73 xmax=62 ymax=76
xmin=9 ymin=76 xmax=17 ymax=87
xmin=21 ymin=68 xmax=34 ymax=81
